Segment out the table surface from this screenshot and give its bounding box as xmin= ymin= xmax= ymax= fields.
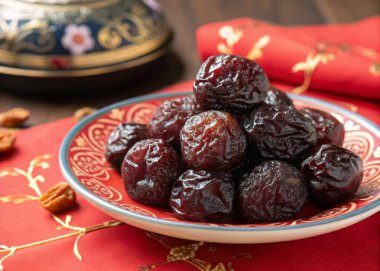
xmin=0 ymin=0 xmax=379 ymax=126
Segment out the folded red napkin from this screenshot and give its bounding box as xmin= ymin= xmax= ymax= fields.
xmin=196 ymin=17 xmax=380 ymax=100
xmin=0 ymin=82 xmax=379 ymax=271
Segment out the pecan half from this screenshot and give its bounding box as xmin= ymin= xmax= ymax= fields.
xmin=39 ymin=182 xmax=77 ymax=213
xmin=0 ymin=108 xmax=30 ymax=127
xmin=0 ymin=128 xmax=16 ymax=153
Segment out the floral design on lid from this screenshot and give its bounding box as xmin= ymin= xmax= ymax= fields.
xmin=62 ymin=24 xmax=95 ymax=55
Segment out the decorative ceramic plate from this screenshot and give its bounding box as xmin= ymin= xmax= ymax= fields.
xmin=59 ymin=92 xmax=380 ymax=243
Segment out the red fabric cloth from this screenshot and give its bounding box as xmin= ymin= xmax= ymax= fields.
xmin=196 ymin=17 xmax=380 ymax=101
xmin=0 ymin=81 xmax=379 ymax=271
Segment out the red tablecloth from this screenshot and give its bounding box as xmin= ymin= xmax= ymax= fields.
xmin=0 ymin=81 xmax=379 ymax=271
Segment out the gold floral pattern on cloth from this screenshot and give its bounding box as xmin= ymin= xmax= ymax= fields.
xmin=1 ymin=189 xmax=253 ymax=271
xmin=217 ymin=25 xmax=270 ymax=61
xmin=291 ymin=50 xmax=335 ymax=94
xmin=356 ymin=47 xmax=380 ymax=77
xmin=217 ymin=26 xmax=243 ymax=54
xmin=369 ymin=63 xmax=380 ymax=76
xmin=139 ymin=233 xmax=244 ymax=271
xmin=0 ymin=155 xmax=123 ymax=270
xmin=291 ymin=42 xmax=380 ymax=94
xmin=0 ymin=155 xmax=252 ymax=271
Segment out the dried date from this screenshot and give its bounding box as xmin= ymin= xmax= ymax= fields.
xmin=238 ymin=160 xmax=307 ymax=222
xmin=193 ymin=55 xmax=269 ymax=114
xmin=170 ymin=170 xmax=235 ymax=222
xmin=301 ymin=144 xmax=363 ymax=207
xmin=180 ymin=110 xmax=247 ymax=171
xmin=243 ymin=105 xmax=317 ymax=164
xmin=121 ymin=139 xmax=182 ymax=206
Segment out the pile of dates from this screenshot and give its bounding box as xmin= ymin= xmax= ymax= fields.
xmin=105 ymin=54 xmax=363 ymax=223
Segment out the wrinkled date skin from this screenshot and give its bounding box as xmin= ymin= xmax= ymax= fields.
xmin=121 ymin=139 xmax=182 ymax=206
xmin=301 ymin=144 xmax=363 ymax=207
xmin=264 ymin=87 xmax=294 ymax=107
xmin=106 ymin=123 xmax=147 ymax=172
xmin=243 ymin=105 xmax=317 ymax=164
xmin=299 ymin=108 xmax=345 ymax=148
xmin=170 ymin=170 xmax=235 ymax=222
xmin=238 ymin=160 xmax=307 ymax=222
xmin=148 ymin=96 xmax=197 ymax=148
xmin=180 ymin=110 xmax=247 ymax=171
xmin=193 ymin=55 xmax=269 ymax=114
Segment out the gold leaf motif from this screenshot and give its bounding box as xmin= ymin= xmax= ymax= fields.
xmin=210 ymin=263 xmax=228 ymax=271
xmin=98 ymin=26 xmax=123 ymax=49
xmin=246 ymin=35 xmax=270 ymax=60
xmin=73 ymin=233 xmax=85 ymax=261
xmin=142 ymin=233 xmax=213 ymax=270
xmin=292 ymin=51 xmax=335 ymax=94
xmin=217 ymin=25 xmax=243 ymax=54
xmin=359 ymin=48 xmax=379 ymax=60
xmin=369 ymin=63 xmax=380 ymax=76
xmin=167 ymin=242 xmax=202 ymax=262
xmin=217 ymin=25 xmax=270 ymax=60
xmin=0 ymin=171 xmax=19 ymax=177
xmin=98 ymin=13 xmax=151 ymax=49
xmin=0 ymin=19 xmax=55 ymax=53
xmin=0 ymin=195 xmax=39 ymax=204
xmin=217 ymin=43 xmax=231 ymax=55
xmin=0 ymin=154 xmax=123 ymax=266
xmin=75 ymin=137 xmax=87 ymax=147
xmin=0 ymin=246 xmax=16 ymax=271
xmin=109 ymin=109 xmax=125 ymax=121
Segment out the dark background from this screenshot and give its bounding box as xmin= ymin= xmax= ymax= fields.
xmin=1 ymin=0 xmax=379 ymax=125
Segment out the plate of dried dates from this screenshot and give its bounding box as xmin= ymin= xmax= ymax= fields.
xmin=60 ymin=55 xmax=380 ymax=243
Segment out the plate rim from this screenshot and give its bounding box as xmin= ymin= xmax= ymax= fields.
xmin=59 ymin=91 xmax=380 ymax=232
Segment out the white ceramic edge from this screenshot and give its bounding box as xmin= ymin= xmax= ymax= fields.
xmin=78 ymin=190 xmax=380 ymax=243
